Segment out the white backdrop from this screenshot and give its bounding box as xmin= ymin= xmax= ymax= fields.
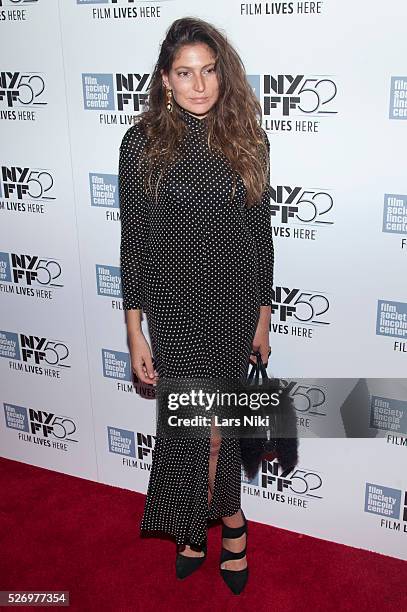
xmin=1 ymin=0 xmax=406 ymax=561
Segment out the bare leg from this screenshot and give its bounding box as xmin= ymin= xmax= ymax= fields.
xmin=178 ymin=418 xmax=220 ymax=558
xmin=209 ymin=421 xmax=247 ymax=571
xmin=220 ymin=508 xmax=247 ymax=571
xmin=208 ymin=420 xmax=247 ymax=570
xmin=208 ymin=415 xmax=221 ymax=504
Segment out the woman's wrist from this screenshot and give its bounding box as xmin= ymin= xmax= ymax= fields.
xmin=128 ymin=327 xmax=144 ymax=339
xmin=125 ymin=308 xmax=143 ymax=337
xmin=258 ymin=305 xmax=271 ymax=325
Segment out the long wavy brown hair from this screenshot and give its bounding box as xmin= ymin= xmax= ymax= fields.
xmin=132 ymin=17 xmax=269 ymax=208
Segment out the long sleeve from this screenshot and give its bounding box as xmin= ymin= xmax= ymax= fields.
xmin=244 ymin=129 xmax=274 ymax=306
xmin=119 ymin=125 xmax=150 ymax=310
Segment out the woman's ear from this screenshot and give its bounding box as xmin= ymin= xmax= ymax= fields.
xmin=161 ymin=69 xmax=170 ymax=89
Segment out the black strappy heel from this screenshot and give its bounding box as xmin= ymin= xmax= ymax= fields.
xmin=219 ymin=511 xmax=249 ymax=594
xmin=175 ymin=540 xmax=207 ymax=579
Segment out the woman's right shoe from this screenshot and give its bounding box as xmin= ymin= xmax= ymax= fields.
xmin=175 ymin=541 xmax=207 ymax=580
xmin=219 ymin=511 xmax=249 ymax=595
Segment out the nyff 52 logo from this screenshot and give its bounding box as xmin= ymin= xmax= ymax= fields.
xmin=0 ymin=252 xmax=63 ymax=288
xmin=243 ymin=458 xmax=323 ymax=501
xmin=0 ymin=72 xmax=47 ymax=108
xmin=4 ymin=403 xmax=78 ymax=443
xmin=29 ymin=408 xmax=77 ymax=440
xmin=272 ymin=287 xmax=330 ymax=325
xmin=1 ymin=166 xmax=56 ymax=201
xmin=0 ymin=330 xmax=71 ymax=368
xmin=271 ymin=185 xmax=334 ymax=225
xmin=248 ymin=74 xmax=338 ymax=117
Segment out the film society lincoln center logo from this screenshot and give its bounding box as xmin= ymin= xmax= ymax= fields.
xmin=389 ymin=77 xmax=407 ymax=120
xmin=108 ymin=427 xmax=155 ymax=471
xmin=102 ymin=348 xmax=156 ymax=398
xmin=82 ymin=72 xmax=150 ymax=114
xmin=376 ymin=300 xmax=407 ymax=354
xmin=365 ymin=483 xmax=407 ymax=535
xmin=382 ymin=193 xmax=407 ymax=252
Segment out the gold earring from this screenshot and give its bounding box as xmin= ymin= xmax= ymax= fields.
xmin=165 ymin=87 xmax=173 ymax=112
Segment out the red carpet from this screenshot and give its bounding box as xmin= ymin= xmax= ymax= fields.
xmin=0 ymin=456 xmax=406 ymax=611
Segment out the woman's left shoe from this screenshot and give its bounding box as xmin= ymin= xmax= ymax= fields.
xmin=219 ymin=511 xmax=249 ymax=595
xmin=175 ymin=541 xmax=207 ymax=580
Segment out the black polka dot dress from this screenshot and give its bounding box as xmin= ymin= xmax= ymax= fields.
xmin=119 ymin=104 xmax=274 ymax=548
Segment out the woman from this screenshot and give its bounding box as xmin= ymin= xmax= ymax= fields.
xmin=119 ymin=17 xmax=273 ymax=595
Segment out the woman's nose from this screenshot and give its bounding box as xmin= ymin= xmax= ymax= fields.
xmin=193 ymin=75 xmax=205 ymax=92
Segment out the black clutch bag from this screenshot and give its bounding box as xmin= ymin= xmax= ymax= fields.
xmin=239 ymin=350 xmax=299 ymax=480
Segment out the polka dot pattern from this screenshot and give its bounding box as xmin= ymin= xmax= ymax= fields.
xmin=119 ymin=105 xmax=274 ymax=547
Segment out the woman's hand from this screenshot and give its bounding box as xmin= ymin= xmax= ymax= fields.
xmin=251 ymin=306 xmax=272 ymax=365
xmin=128 ymin=330 xmax=158 ymax=386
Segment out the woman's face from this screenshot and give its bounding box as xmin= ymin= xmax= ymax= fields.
xmin=161 ymin=43 xmax=219 ymax=117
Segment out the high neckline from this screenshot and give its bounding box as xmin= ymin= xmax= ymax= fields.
xmin=176 ymin=100 xmax=208 ymax=131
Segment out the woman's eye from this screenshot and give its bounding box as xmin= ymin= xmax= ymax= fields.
xmin=176 ymin=68 xmax=215 ymax=78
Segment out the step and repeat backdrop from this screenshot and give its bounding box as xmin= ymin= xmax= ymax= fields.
xmin=1 ymin=0 xmax=406 ymax=561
